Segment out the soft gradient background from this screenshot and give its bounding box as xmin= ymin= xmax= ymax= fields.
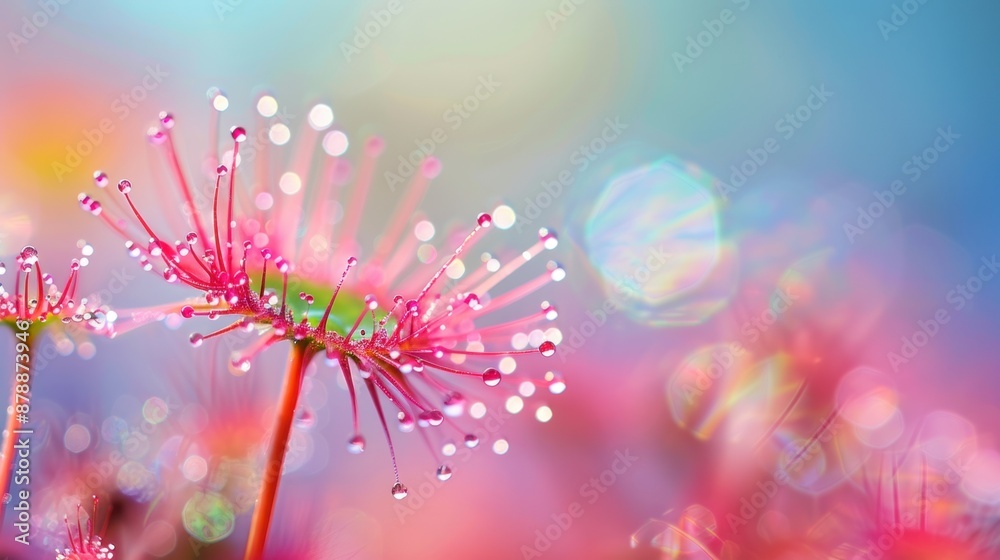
xmin=1 ymin=1 xmax=999 ymax=559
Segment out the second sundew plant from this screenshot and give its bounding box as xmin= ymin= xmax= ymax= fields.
xmin=80 ymin=91 xmax=565 ymax=558
xmin=0 ymin=245 xmax=115 ymax=533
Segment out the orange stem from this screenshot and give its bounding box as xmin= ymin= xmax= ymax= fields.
xmin=244 ymin=342 xmax=311 ymax=560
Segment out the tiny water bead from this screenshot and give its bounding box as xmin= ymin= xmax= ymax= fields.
xmin=230 ymin=126 xmax=247 ymax=142
xmin=436 ymin=465 xmax=453 ymax=481
xmin=391 ymin=482 xmax=408 ymax=499
xmin=539 ymin=340 xmax=557 ymax=357
xmin=159 ymin=111 xmax=175 ymax=129
xmin=19 ymin=245 xmax=38 ymax=265
xmin=147 ymin=127 xmax=167 ymax=144
xmin=348 ymin=435 xmax=366 ymax=454
xmin=539 ymin=228 xmax=559 ymax=250
xmin=545 ymin=371 xmax=567 ymax=394
xmin=117 ymin=179 xmax=132 ymax=194
xmin=79 ymin=194 xmax=103 ymax=216
xmin=540 ymin=302 xmax=558 ymax=321
xmin=230 ymin=354 xmax=252 ymax=374
xmin=93 ymin=170 xmax=110 ymax=188
xmin=482 ymin=368 xmax=502 ymax=387
xmin=477 ymin=212 xmax=492 ymax=227
xmin=398 ymin=414 xmax=416 ymax=432
xmin=442 ymin=393 xmax=466 ymax=416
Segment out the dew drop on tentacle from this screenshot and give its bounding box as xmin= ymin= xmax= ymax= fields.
xmin=230 ymin=355 xmax=251 ymax=373
xmin=159 ymin=111 xmax=175 ymax=129
xmin=348 ymin=435 xmax=366 ymax=454
xmin=147 ymin=128 xmax=166 ymax=144
xmin=542 ymin=301 xmax=558 ymax=320
xmin=78 ymin=194 xmax=103 ymax=216
xmin=464 ymin=434 xmax=480 ymax=448
xmin=20 ymin=246 xmax=38 ymax=265
xmin=477 ymin=213 xmax=492 ymax=227
xmin=216 ymin=165 xmax=228 ymax=176
xmin=545 ymin=371 xmax=567 ymax=394
xmin=189 ymin=333 xmax=204 ymax=347
xmin=209 ymin=87 xmax=229 ymax=111
xmin=539 ymin=227 xmax=559 ymax=250
xmin=539 ymin=341 xmax=557 ymax=357
xmin=117 ymin=180 xmax=132 ymax=194
xmin=436 ymin=465 xmax=453 ymax=481
xmin=93 ymin=171 xmax=109 ymax=188
xmin=482 ymin=368 xmax=502 ymax=387
xmin=230 ymin=126 xmax=247 ymax=143
xmin=419 ymin=410 xmax=444 ymax=427
xmin=397 ymin=412 xmax=415 ymax=433
xmin=391 ymin=482 xmax=408 ymax=500
xmin=443 ymin=393 xmax=466 ymax=417
xmin=548 ymin=262 xmax=566 ymax=282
